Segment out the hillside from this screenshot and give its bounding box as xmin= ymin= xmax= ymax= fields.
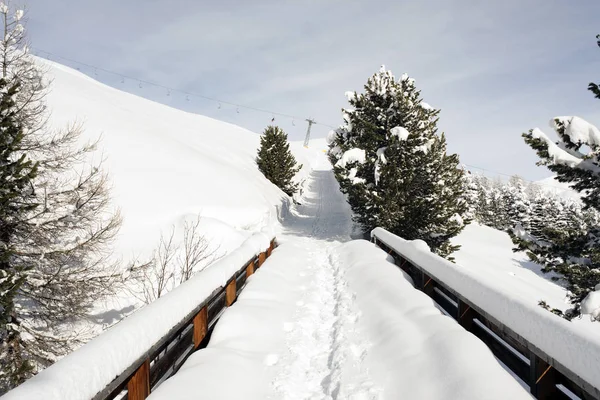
xmin=42 ymin=59 xmax=324 ymax=261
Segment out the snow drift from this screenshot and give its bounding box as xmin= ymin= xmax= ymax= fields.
xmin=3 ymin=233 xmax=272 ymax=400
xmin=147 ymin=239 xmax=530 ymax=400
xmin=374 ymin=226 xmax=600 ymax=396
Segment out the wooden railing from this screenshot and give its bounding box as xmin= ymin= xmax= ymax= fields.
xmin=371 ymin=230 xmax=599 ymax=400
xmin=95 ymin=239 xmax=276 ymax=400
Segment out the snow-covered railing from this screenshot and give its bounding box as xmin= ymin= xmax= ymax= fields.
xmin=4 ymin=234 xmax=277 ymax=400
xmin=371 ymin=227 xmax=600 ymax=400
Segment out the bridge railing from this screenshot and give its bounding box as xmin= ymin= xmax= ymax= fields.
xmin=4 ymin=233 xmax=277 ymax=400
xmin=371 ymin=227 xmax=600 ymax=400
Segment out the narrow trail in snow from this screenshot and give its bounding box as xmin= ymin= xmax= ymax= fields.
xmin=272 ymin=168 xmax=380 ymax=399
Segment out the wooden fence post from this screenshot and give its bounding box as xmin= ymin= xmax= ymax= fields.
xmin=529 ymin=353 xmax=557 ymax=399
xmin=226 ymin=279 xmax=237 ymax=306
xmin=127 ymin=359 xmax=150 ymax=400
xmin=246 ymin=260 xmax=255 ymax=278
xmin=258 ymin=252 xmax=266 ymax=267
xmin=193 ymin=306 xmax=208 ymax=349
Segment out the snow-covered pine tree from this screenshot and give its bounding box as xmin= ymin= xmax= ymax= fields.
xmin=501 ymin=176 xmax=531 ymax=231
xmin=0 ymin=4 xmax=122 ymax=384
xmin=461 ymin=169 xmax=479 ymax=222
xmin=328 ymin=66 xmax=467 ymax=258
xmin=526 ymin=193 xmax=562 ymax=243
xmin=514 ymin=35 xmax=600 ymax=318
xmin=256 ymin=125 xmax=302 ymax=196
xmin=0 ymin=78 xmax=37 ymax=389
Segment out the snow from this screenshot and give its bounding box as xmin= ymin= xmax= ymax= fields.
xmin=374 ymin=147 xmax=387 ymax=185
xmin=452 ymin=223 xmax=600 ymax=335
xmin=420 ymin=101 xmax=433 ymax=110
xmin=534 ymin=176 xmax=581 ymax=201
xmin=6 ymin=56 xmax=592 ymax=399
xmin=2 ymin=233 xmax=273 ymax=400
xmin=552 ymin=116 xmax=600 ymax=147
xmin=373 ymin=225 xmax=600 ymax=394
xmin=326 ymin=129 xmax=338 ymax=145
xmin=581 ymin=284 xmax=600 ymax=322
xmin=390 ymin=126 xmax=410 ymax=141
xmin=337 ymin=240 xmax=529 ymax=399
xmin=335 ymin=148 xmax=366 ymax=168
xmin=531 ymin=127 xmax=600 ymax=174
xmin=148 ymin=170 xmax=529 ymax=400
xmin=344 ymin=90 xmax=357 ymax=101
xmin=39 ymin=57 xmax=288 ymax=264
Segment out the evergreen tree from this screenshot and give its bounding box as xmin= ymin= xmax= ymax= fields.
xmin=462 ymin=170 xmax=479 ymax=222
xmin=513 ymin=34 xmax=600 ymax=319
xmin=0 ymin=79 xmax=37 ymax=388
xmin=0 ymin=5 xmax=122 ymax=386
xmin=501 ymin=176 xmax=531 ymax=231
xmin=256 ymin=125 xmax=302 ymax=196
xmin=328 ymin=66 xmax=467 ymax=258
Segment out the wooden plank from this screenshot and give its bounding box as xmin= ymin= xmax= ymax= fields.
xmin=225 ymin=279 xmax=237 ymax=306
xmin=127 ymin=359 xmax=150 ymax=400
xmin=246 ymin=261 xmax=255 ymax=278
xmin=258 ymin=252 xmax=266 ymax=267
xmin=193 ymin=307 xmax=208 ymax=349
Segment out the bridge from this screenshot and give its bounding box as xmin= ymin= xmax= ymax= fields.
xmin=4 ymin=167 xmax=600 ymax=400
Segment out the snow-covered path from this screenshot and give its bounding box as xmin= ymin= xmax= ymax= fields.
xmin=148 ymin=166 xmax=531 ymax=400
xmin=282 ymin=169 xmax=353 ymax=242
xmin=271 ymin=168 xmax=378 ymax=399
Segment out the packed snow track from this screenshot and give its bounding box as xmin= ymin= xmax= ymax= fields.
xmin=148 ymin=167 xmax=531 ymax=400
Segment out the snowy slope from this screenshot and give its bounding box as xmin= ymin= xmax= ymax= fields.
xmin=42 ymin=59 xmax=290 ymax=260
xmin=535 ymin=176 xmax=580 ymax=200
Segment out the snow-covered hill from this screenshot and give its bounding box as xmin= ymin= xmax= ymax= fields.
xmin=535 ymin=176 xmax=580 ymax=200
xmin=42 ymin=59 xmax=326 ymax=260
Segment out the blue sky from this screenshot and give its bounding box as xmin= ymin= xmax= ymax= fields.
xmin=25 ymin=0 xmax=600 ymax=180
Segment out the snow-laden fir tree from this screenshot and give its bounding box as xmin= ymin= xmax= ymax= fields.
xmin=512 ymin=36 xmax=600 ymax=319
xmin=256 ymin=125 xmax=302 ymax=196
xmin=0 ymin=78 xmax=37 ymax=389
xmin=461 ymin=170 xmax=479 ymax=222
xmin=328 ymin=66 xmax=467 ymax=259
xmin=0 ymin=4 xmax=122 ymax=388
xmin=501 ymin=176 xmax=531 ymax=231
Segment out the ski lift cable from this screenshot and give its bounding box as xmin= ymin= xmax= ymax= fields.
xmin=31 ymin=47 xmax=338 ymax=129
xmin=28 ymin=49 xmax=568 ymax=187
